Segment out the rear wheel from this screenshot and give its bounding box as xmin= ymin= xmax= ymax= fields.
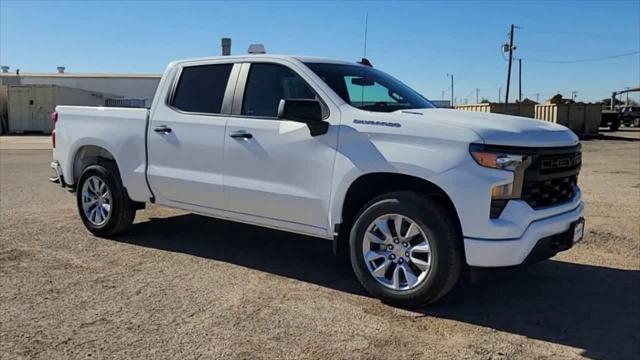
xmin=349 ymin=191 xmax=463 ymax=308
xmin=76 ymin=162 xmax=136 ymax=237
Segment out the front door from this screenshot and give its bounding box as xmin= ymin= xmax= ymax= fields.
xmin=147 ymin=62 xmax=237 ymax=210
xmin=223 ymin=62 xmax=339 ymax=231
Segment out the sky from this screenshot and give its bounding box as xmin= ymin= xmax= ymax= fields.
xmin=1 ymin=0 xmax=639 ymax=103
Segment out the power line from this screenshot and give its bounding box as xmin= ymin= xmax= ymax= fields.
xmin=520 ymin=26 xmax=640 ymax=42
xmin=527 ymin=51 xmax=639 ymax=64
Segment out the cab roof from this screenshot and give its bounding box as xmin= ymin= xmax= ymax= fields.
xmin=170 ymin=54 xmax=360 ymax=67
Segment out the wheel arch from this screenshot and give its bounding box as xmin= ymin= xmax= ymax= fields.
xmin=71 ymin=145 xmax=120 ymax=186
xmin=334 ymin=172 xmax=462 ymax=255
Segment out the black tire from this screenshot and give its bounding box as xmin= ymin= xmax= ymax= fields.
xmin=76 ymin=162 xmax=136 ymax=237
xmin=349 ymin=191 xmax=463 ymax=308
xmin=610 ymin=119 xmax=621 ymax=131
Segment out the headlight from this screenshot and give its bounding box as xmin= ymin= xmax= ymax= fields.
xmin=470 ymin=150 xmax=527 ymax=171
xmin=469 ymin=144 xmax=533 ymax=218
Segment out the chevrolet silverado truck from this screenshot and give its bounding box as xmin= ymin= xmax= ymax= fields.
xmin=50 ymin=54 xmax=585 ymax=307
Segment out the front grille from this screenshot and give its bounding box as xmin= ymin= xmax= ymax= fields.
xmin=522 ymin=175 xmax=577 ymax=208
xmin=520 ymin=146 xmax=581 ymax=209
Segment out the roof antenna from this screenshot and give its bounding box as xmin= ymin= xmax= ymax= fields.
xmin=358 ymin=12 xmax=372 ymax=67
xmin=363 ymin=12 xmax=368 ymax=59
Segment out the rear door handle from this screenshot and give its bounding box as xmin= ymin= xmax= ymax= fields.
xmin=229 ymin=130 xmax=253 ymax=139
xmin=154 ymin=125 xmax=172 ymax=134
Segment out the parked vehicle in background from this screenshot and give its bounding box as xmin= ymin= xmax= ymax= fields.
xmin=602 ymin=87 xmax=640 ymax=130
xmin=620 ymin=106 xmax=640 ymax=127
xmin=49 ymin=53 xmax=585 ymax=308
xmin=600 ymin=109 xmax=621 ymax=130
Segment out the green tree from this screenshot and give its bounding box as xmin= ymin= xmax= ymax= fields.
xmin=549 ymin=94 xmax=575 ymax=105
xmin=600 ymin=97 xmax=625 ymax=107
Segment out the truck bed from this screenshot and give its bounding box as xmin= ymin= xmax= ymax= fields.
xmin=53 ymin=106 xmax=152 ymax=202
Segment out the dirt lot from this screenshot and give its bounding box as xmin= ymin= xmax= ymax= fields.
xmin=1 ymin=130 xmax=639 ymax=359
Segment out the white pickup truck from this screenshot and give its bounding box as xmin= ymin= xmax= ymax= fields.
xmin=51 ymin=54 xmax=584 ymax=307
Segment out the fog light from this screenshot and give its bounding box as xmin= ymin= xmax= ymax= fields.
xmin=491 ymin=183 xmax=513 ymax=199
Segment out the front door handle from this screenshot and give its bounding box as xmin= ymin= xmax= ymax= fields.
xmin=229 ymin=130 xmax=253 ymax=139
xmin=154 ymin=125 xmax=172 ymax=134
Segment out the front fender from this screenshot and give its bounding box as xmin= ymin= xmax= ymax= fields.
xmin=328 ymin=126 xmax=482 ymax=230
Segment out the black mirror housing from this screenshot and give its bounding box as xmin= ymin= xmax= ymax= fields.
xmin=277 ymin=99 xmax=322 ymax=123
xmin=277 ymin=99 xmax=328 ymax=136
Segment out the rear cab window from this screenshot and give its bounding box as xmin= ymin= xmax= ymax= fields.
xmin=171 ymin=64 xmax=233 ymax=114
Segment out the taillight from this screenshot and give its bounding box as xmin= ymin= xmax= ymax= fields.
xmin=51 ymin=112 xmax=58 ymax=148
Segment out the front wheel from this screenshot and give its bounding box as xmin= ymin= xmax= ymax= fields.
xmin=76 ymin=162 xmax=136 ymax=237
xmin=349 ymin=191 xmax=463 ymax=308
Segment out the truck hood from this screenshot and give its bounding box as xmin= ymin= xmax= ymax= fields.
xmin=392 ymin=108 xmax=580 ymax=147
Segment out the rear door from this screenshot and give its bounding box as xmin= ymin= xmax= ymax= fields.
xmin=222 ymin=61 xmax=339 ymax=232
xmin=147 ymin=61 xmax=239 ymax=210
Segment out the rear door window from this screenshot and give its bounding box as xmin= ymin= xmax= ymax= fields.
xmin=172 ymin=64 xmax=233 ymax=114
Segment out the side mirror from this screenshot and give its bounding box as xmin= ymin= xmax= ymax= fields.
xmin=278 ymin=99 xmax=328 ymax=136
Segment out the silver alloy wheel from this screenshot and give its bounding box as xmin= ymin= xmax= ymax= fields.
xmin=362 ymin=214 xmax=432 ymax=291
xmin=81 ymin=175 xmax=112 ymax=227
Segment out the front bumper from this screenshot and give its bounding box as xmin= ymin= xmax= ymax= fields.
xmin=464 ymin=200 xmax=584 ymax=267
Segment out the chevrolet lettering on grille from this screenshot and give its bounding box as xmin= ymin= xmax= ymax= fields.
xmin=541 ymin=153 xmax=581 ymax=170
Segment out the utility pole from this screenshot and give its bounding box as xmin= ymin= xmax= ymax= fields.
xmin=571 ymin=91 xmax=578 ymax=101
xmin=447 ymin=74 xmax=454 ymax=106
xmin=625 ymin=87 xmax=630 ymax=105
xmin=518 ymin=58 xmax=522 ymax=102
xmin=476 ymin=88 xmax=480 ymax=103
xmin=498 ymin=87 xmax=502 ymax=103
xmin=441 ymin=90 xmax=445 ymax=100
xmin=535 ymin=93 xmax=540 ymax=103
xmin=504 ymin=24 xmax=516 ymax=104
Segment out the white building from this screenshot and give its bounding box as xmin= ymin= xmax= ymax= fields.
xmin=0 ymin=70 xmax=161 ymax=107
xmin=0 ymin=69 xmax=161 ymax=133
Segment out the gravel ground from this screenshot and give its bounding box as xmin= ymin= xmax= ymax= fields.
xmin=1 ymin=130 xmax=638 ymax=359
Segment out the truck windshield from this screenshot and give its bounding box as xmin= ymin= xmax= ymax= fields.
xmin=304 ymin=62 xmax=434 ymax=112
